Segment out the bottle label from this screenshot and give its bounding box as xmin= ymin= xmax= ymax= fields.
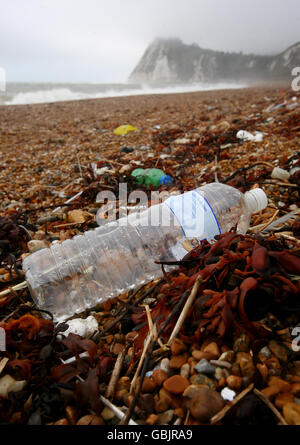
xmin=164 ymin=190 xmax=221 ymax=242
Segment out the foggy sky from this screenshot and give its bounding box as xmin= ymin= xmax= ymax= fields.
xmin=1 ymin=0 xmax=300 ymax=83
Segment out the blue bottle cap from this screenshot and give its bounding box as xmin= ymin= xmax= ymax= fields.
xmin=159 ymin=175 xmax=173 ymax=185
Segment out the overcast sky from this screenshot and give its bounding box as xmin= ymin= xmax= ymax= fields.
xmin=1 ymin=0 xmax=299 ymax=83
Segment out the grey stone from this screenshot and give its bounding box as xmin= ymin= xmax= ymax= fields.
xmin=194 ymin=358 xmax=216 ymax=375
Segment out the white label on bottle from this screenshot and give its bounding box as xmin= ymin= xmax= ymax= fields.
xmin=164 ymin=190 xmax=221 ymax=242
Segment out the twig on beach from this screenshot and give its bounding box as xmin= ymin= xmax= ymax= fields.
xmin=253 ymin=389 xmax=288 ymax=425
xmin=249 ymin=209 xmax=279 ymax=232
xmin=221 ymin=161 xmax=273 ymax=184
xmin=130 ymin=332 xmax=153 ymax=395
xmin=120 ymin=289 xmax=191 ymax=425
xmin=106 ymin=348 xmax=127 ymax=399
xmin=99 ymin=395 xmax=137 ymax=425
xmin=0 ymin=281 xmax=28 ymax=298
xmin=167 ymin=276 xmax=202 ymax=345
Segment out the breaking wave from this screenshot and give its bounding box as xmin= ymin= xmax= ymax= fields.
xmin=4 ymin=82 xmax=247 ymax=106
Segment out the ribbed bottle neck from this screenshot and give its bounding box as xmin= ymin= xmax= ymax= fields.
xmin=244 ymin=188 xmax=268 ymax=214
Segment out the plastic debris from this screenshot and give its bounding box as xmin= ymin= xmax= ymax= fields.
xmin=114 ymin=125 xmax=138 ymax=135
xmin=131 ymin=168 xmax=173 ymax=188
xmin=271 ymin=167 xmax=290 ymax=181
xmin=237 ymin=130 xmax=264 ymax=142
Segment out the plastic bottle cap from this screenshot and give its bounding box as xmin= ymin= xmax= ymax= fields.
xmin=244 ymin=188 xmax=268 ymax=214
xmin=159 ymin=175 xmax=173 ymax=185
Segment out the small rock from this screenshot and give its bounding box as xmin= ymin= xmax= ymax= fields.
xmin=119 ymin=164 xmax=131 ymax=174
xmin=154 ymin=393 xmax=169 ymax=413
xmin=146 ymin=414 xmax=158 ymax=425
xmin=291 ymin=383 xmax=300 ymax=397
xmin=116 ymin=376 xmax=131 ymax=391
xmin=203 ymin=342 xmax=220 ymax=359
xmin=189 ymin=374 xmax=216 ymax=390
xmin=115 ymin=389 xmax=128 ymax=403
xmin=262 ymin=378 xmax=292 ymax=399
xmin=120 ymin=146 xmax=134 ymax=154
xmin=152 ymin=369 xmax=168 ymax=386
xmin=192 ymin=350 xmax=216 ymax=361
xmin=215 ymin=367 xmax=229 ymax=380
xmin=226 ymin=375 xmax=243 ymax=391
xmin=34 ymin=230 xmax=46 ymax=240
xmin=283 ymin=403 xmax=300 ymax=425
xmin=101 ymin=407 xmax=115 ymax=421
xmin=221 ymin=387 xmax=236 ymax=402
xmin=163 ymin=375 xmax=189 ymax=395
xmin=256 ymin=363 xmax=268 ymax=382
xmin=269 ymin=376 xmax=291 ymax=393
xmin=169 ymin=353 xmax=188 ymax=369
xmin=61 ymin=315 xmax=98 ymax=339
xmin=113 ymin=343 xmax=125 ymax=355
xmin=54 ymin=418 xmax=69 ymax=425
xmin=194 ymin=359 xmax=216 ymax=375
xmin=158 ymin=410 xmax=174 ymax=425
xmin=65 ymin=406 xmax=78 ymax=425
xmin=159 ymin=358 xmax=171 ymax=376
xmin=183 ymin=386 xmax=224 ymax=423
xmin=218 ymin=351 xmax=235 ymax=363
xmin=27 ymin=240 xmax=48 ymax=253
xmin=233 ymin=334 xmax=250 ymax=353
xmin=67 ymin=209 xmax=87 ymax=224
xmin=141 ymin=377 xmax=157 ymax=393
xmin=210 ymin=360 xmax=232 ymax=370
xmin=170 ymin=338 xmax=187 ymax=356
xmin=274 ymin=393 xmax=294 ymax=409
xmin=139 ymin=393 xmax=155 ymax=415
xmin=174 ymin=407 xmax=185 ymax=418
xmin=258 ymin=346 xmax=272 ymax=361
xmin=235 ymin=352 xmax=255 ymax=378
xmin=268 ymin=340 xmax=288 ymax=362
xmin=76 ymin=415 xmax=104 ymax=425
xmin=180 ymin=363 xmax=190 ymax=379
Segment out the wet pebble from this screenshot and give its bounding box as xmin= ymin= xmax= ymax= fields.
xmin=183 ymin=386 xmax=224 ymax=422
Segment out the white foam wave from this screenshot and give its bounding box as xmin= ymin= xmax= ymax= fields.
xmin=5 ymin=82 xmax=246 ymax=106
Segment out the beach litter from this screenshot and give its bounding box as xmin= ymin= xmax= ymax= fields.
xmin=0 ymin=86 xmax=299 ymax=426
xmin=114 ymin=125 xmax=138 ymax=136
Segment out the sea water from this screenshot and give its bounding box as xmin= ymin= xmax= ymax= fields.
xmin=0 ymin=81 xmax=247 ymax=106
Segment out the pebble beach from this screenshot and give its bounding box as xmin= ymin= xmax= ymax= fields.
xmin=0 ymin=85 xmax=299 ymax=426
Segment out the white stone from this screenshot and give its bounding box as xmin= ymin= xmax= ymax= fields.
xmin=221 ymin=387 xmax=236 ymax=402
xmin=61 ymin=315 xmax=98 ymax=339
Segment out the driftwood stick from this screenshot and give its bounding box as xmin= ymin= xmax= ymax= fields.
xmin=120 ymin=289 xmax=191 ymax=425
xmin=167 ymin=276 xmax=202 ymax=345
xmin=105 ymin=348 xmax=127 ymax=399
xmin=221 ymin=162 xmax=273 ymax=184
xmin=253 ymin=389 xmax=288 ymax=425
xmin=130 ymin=333 xmax=152 ymax=394
xmin=100 ymin=395 xmax=137 ymax=425
xmin=0 ymin=281 xmax=28 ymax=298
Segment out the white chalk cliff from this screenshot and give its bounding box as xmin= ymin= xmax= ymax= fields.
xmin=129 ymin=38 xmax=300 ymax=84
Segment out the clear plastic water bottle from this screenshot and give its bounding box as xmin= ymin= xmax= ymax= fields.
xmin=23 ymin=183 xmax=268 ymax=322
